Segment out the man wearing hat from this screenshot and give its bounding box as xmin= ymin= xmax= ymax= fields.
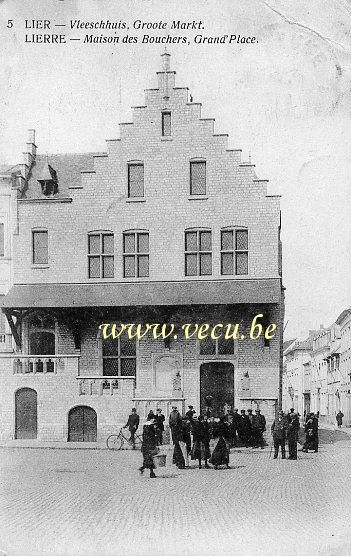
xmin=271 ymin=410 xmax=288 ymax=459
xmin=238 ymin=409 xmax=251 ymax=448
xmin=169 ymin=405 xmax=182 ymax=443
xmin=124 ymin=407 xmax=140 ymax=449
xmin=155 ymin=408 xmax=165 ymax=445
xmin=252 ymin=409 xmax=266 ymax=448
xmin=186 ymin=405 xmax=196 ymax=421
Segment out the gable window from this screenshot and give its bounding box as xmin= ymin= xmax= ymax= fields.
xmin=128 ymin=163 xmax=144 ymax=198
xmin=199 ymin=336 xmax=235 ymax=356
xmin=0 ymin=223 xmax=4 ymax=256
xmin=162 ymin=111 xmax=171 ymax=136
xmin=123 ymin=231 xmax=149 ymax=278
xmin=190 ymin=161 xmax=206 ymax=196
xmin=88 ymin=232 xmax=114 ymax=278
xmin=102 ymin=334 xmax=136 ymax=377
xmin=32 ymin=230 xmax=48 ymax=265
xmin=221 ymin=229 xmax=248 ymax=275
xmin=185 ymin=230 xmax=212 ymax=276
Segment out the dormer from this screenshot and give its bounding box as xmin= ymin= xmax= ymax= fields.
xmin=37 ymin=163 xmax=58 ymax=196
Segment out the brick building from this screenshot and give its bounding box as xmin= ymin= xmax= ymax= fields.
xmin=0 ymin=163 xmax=19 ymax=353
xmin=0 ymin=53 xmax=284 ymax=443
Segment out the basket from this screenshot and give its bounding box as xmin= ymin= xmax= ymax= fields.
xmin=153 ymin=454 xmax=167 ymax=467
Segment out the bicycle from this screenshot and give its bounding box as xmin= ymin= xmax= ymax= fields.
xmin=106 ymin=428 xmax=143 ymax=450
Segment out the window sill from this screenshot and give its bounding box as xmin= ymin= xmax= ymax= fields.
xmin=188 ymin=196 xmax=208 ymax=201
xmin=123 ymin=276 xmax=150 ymax=280
xmin=31 ymin=264 xmax=49 ymax=269
xmin=161 ymin=137 xmax=173 ymax=141
xmin=126 ymin=197 xmax=146 ymax=203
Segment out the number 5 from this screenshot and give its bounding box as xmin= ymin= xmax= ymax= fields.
xmin=7 ymin=20 xmax=13 ymax=28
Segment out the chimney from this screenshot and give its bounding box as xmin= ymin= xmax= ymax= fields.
xmin=162 ymin=51 xmax=171 ymax=71
xmin=26 ymin=128 xmax=37 ymax=161
xmin=157 ymin=51 xmax=175 ymax=98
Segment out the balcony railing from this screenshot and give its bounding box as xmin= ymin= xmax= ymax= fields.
xmin=0 ymin=354 xmax=80 ymax=374
xmin=133 ymin=397 xmax=186 ymax=419
xmin=77 ymin=375 xmax=135 ymax=396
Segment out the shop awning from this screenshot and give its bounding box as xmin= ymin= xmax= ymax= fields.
xmin=1 ymin=278 xmax=282 ymax=309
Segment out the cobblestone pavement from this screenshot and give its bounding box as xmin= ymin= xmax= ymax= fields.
xmin=1 ymin=430 xmax=351 ymax=556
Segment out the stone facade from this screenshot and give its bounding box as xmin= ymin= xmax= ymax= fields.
xmin=283 ymin=314 xmax=351 ymax=427
xmin=0 ymin=53 xmax=283 ymax=443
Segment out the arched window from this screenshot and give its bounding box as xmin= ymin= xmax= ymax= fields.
xmin=28 ymin=313 xmax=56 ymax=356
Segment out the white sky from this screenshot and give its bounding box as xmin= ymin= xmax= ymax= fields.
xmin=0 ymin=0 xmax=350 ymax=340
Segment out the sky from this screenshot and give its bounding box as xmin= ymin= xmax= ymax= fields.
xmin=0 ymin=0 xmax=350 ymax=340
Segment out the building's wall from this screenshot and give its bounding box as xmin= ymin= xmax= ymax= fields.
xmin=1 ymin=59 xmax=282 ymax=443
xmin=282 ymin=348 xmax=311 ymax=416
xmin=339 ymin=312 xmax=351 ymax=426
xmin=0 ymin=356 xmax=133 ymax=442
xmin=0 ymin=303 xmax=279 ymax=441
xmin=13 ymin=70 xmax=280 ymax=286
xmin=0 ymin=177 xmax=15 ymax=352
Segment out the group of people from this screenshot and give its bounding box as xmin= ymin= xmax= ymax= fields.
xmin=271 ymin=408 xmax=319 ymax=459
xmin=127 ymin=404 xmax=268 ymax=478
xmin=124 ymin=404 xmax=321 ymax=478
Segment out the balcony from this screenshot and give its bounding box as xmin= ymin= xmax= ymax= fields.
xmin=0 ymin=354 xmax=80 ymax=374
xmin=77 ymin=375 xmax=135 ymax=396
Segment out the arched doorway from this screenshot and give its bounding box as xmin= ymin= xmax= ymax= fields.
xmin=200 ymin=362 xmax=234 ymax=415
xmin=68 ymin=406 xmax=97 ymax=442
xmin=15 ymin=388 xmax=37 ymax=439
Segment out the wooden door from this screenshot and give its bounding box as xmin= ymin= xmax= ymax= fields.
xmin=15 ymin=388 xmax=37 ymax=439
xmin=68 ymin=406 xmax=97 ymax=442
xmin=200 ymin=362 xmax=234 ymax=415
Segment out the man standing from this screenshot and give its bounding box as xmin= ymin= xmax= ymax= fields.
xmin=186 ymin=405 xmax=196 ymax=421
xmin=169 ymin=405 xmax=182 ymax=443
xmin=271 ymin=410 xmax=288 ymax=459
xmin=238 ymin=410 xmax=251 ymax=448
xmin=124 ymin=408 xmax=140 ymax=449
xmin=336 ymin=410 xmax=344 ymax=428
xmin=252 ymin=409 xmax=266 ymax=448
xmin=287 ymin=412 xmax=300 ymax=460
xmin=287 ymin=408 xmax=295 ymax=422
xmin=247 ymin=409 xmax=254 ymax=446
xmin=155 ymin=408 xmax=165 ymax=445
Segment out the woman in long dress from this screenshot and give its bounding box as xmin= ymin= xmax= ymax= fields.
xmin=209 ymin=417 xmax=231 ymax=469
xmin=139 ymin=419 xmax=157 ymax=478
xmin=172 ymin=420 xmax=187 ymax=469
xmin=302 ymin=413 xmax=318 ymax=453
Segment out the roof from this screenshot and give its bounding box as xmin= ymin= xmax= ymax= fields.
xmin=284 ymin=334 xmax=315 ymax=354
xmin=21 ymin=153 xmax=99 ymax=199
xmin=336 ymin=308 xmax=351 ymax=326
xmin=0 ymin=163 xmax=21 ymax=176
xmin=1 ymin=279 xmax=282 ymax=309
xmin=283 ymin=339 xmax=296 ymax=352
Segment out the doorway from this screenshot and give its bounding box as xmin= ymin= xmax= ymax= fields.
xmin=200 ymin=362 xmax=234 ymax=415
xmin=15 ymin=388 xmax=38 ymax=439
xmin=68 ymin=406 xmax=97 ymax=442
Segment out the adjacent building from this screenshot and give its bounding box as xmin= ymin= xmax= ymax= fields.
xmin=283 ymin=313 xmax=351 ymax=427
xmin=0 ymin=163 xmax=19 ymax=353
xmin=0 ymin=53 xmax=284 ymax=443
